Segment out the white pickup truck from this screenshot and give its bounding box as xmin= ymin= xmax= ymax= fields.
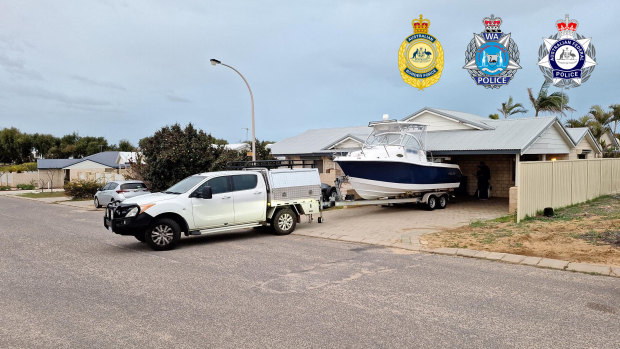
xmin=104 ymin=168 xmax=323 ymax=250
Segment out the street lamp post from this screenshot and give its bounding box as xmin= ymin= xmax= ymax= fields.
xmin=210 ymin=59 xmax=256 ymax=162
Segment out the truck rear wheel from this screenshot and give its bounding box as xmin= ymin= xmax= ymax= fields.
xmin=146 ymin=218 xmax=181 ymax=250
xmin=272 ymin=208 xmax=297 ymax=235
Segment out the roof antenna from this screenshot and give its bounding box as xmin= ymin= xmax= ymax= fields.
xmin=382 ymin=113 xmax=389 ymax=121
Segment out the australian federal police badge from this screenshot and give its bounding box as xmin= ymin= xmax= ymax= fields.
xmin=398 ymin=15 xmax=444 ymax=90
xmin=537 ymin=14 xmax=596 ymax=88
xmin=463 ymin=15 xmax=521 ymax=88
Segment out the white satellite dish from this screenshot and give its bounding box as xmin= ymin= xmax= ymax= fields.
xmin=382 ymin=114 xmax=389 ymax=120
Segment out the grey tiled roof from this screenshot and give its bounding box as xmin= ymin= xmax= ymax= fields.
xmin=37 ymin=151 xmax=123 ymax=169
xmin=37 ymin=159 xmax=80 ymax=169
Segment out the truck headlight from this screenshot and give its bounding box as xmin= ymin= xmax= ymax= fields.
xmin=126 ymin=207 xmax=139 ymax=217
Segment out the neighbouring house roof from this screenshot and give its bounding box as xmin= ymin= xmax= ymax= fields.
xmin=37 ymin=159 xmax=80 ymax=169
xmin=566 ymin=128 xmax=589 ymax=143
xmin=37 ymin=151 xmax=129 ymax=170
xmin=566 ymin=127 xmax=603 ymax=153
xmin=402 ymin=107 xmax=495 ymax=130
xmin=270 ymin=107 xmax=583 ymax=157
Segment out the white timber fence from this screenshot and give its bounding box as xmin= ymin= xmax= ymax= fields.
xmin=517 ymin=158 xmax=620 ymax=222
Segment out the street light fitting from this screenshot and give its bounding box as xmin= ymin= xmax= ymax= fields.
xmin=208 ymin=59 xmax=257 ymax=162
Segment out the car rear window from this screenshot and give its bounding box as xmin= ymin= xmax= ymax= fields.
xmin=232 ymin=175 xmax=257 ymax=191
xmin=121 ymin=183 xmax=147 ymax=190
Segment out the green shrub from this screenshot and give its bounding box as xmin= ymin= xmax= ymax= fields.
xmin=64 ymin=180 xmax=102 ymax=199
xmin=0 ymin=162 xmax=37 ymax=173
xmin=0 ymin=185 xmax=11 ymax=191
xmin=16 ymin=183 xmax=35 ymax=190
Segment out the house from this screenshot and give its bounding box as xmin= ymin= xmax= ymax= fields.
xmin=565 ymin=128 xmax=602 ymax=159
xmin=271 ymin=107 xmax=605 ymax=205
xmin=37 ymin=151 xmax=136 ymax=187
xmin=600 ymin=130 xmax=620 ymax=150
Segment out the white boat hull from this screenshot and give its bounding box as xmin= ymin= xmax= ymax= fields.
xmin=348 ymin=176 xmax=460 ymax=200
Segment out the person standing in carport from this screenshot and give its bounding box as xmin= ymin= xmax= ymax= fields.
xmin=476 ymin=161 xmax=491 ymax=199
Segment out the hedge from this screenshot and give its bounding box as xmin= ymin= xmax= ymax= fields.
xmin=64 ymin=180 xmax=101 ymax=199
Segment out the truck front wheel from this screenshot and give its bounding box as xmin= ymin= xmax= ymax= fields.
xmin=146 ymin=218 xmax=181 ymax=250
xmin=272 ymin=208 xmax=297 ymax=235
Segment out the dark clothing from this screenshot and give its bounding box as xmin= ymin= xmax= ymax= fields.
xmin=476 ymin=164 xmax=491 ymax=199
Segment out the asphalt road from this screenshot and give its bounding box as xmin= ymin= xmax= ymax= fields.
xmin=0 ymin=196 xmax=618 ymax=348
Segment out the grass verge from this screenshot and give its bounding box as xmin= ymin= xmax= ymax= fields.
xmin=18 ymin=192 xmax=68 ymax=199
xmin=423 ymin=194 xmax=620 ymax=265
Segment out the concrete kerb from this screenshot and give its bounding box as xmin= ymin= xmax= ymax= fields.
xmin=4 ymin=191 xmax=97 ymax=211
xmin=424 ymin=247 xmax=617 ymax=278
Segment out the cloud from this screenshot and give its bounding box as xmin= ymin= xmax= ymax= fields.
xmin=70 ymin=75 xmax=127 ymax=91
xmin=165 ymin=93 xmax=191 ymax=103
xmin=10 ymin=84 xmax=112 ymax=107
xmin=0 ymin=53 xmax=44 ymax=80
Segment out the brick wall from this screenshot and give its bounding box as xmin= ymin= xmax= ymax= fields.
xmin=452 ymin=155 xmax=515 ymax=198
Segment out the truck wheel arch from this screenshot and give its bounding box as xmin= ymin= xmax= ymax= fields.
xmin=152 ymin=212 xmax=190 ymax=236
xmin=267 ymin=205 xmax=301 ymax=223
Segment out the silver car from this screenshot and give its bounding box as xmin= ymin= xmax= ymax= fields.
xmin=94 ymin=180 xmax=150 ymax=208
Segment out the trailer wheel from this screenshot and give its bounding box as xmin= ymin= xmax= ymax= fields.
xmin=426 ymin=195 xmax=437 ymax=211
xmin=438 ymin=195 xmax=448 ymax=209
xmin=272 ymin=208 xmax=297 ymax=235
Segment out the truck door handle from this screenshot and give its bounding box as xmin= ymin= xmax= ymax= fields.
xmin=222 ymin=196 xmax=232 ymax=199
xmin=253 ymin=192 xmax=262 ymax=195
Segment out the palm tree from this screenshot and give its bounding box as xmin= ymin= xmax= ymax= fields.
xmin=565 ymin=115 xmax=591 ymax=128
xmin=527 ymin=81 xmax=575 ymax=117
xmin=610 ymin=104 xmax=620 ymax=136
xmin=498 ymin=96 xmax=527 ymax=118
xmin=587 ymin=105 xmax=613 ymax=143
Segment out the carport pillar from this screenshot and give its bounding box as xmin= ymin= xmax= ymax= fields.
xmin=515 ymin=154 xmax=519 ymax=186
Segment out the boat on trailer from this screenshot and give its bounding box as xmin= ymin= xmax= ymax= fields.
xmin=334 ymin=120 xmax=462 ymax=200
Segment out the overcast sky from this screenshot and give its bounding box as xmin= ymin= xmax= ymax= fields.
xmin=0 ymin=0 xmax=617 ymax=145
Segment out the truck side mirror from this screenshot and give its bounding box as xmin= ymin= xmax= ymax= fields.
xmin=200 ymin=186 xmax=213 ymax=199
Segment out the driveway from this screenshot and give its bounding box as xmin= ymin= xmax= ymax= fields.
xmin=295 ymin=198 xmax=508 ymax=250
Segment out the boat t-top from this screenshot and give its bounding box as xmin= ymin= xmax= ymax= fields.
xmin=334 ymin=119 xmax=462 ymax=200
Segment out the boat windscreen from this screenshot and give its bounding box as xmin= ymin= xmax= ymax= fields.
xmin=365 ymin=123 xmax=426 ymax=150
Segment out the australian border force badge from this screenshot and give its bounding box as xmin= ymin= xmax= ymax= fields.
xmin=537 ymin=14 xmax=596 ymax=88
xmin=463 ymin=15 xmax=521 ymax=89
xmin=398 ymin=15 xmax=444 ymax=90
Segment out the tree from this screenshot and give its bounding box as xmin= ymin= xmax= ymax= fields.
xmin=488 ymin=114 xmax=499 ymax=120
xmin=610 ymin=104 xmax=620 ymax=136
xmin=586 ymin=105 xmax=613 ymax=143
xmin=74 ymin=136 xmax=109 ymax=157
xmin=565 ymin=115 xmax=592 ymax=128
xmin=31 ymin=133 xmax=59 ymax=159
xmin=527 ymin=81 xmax=575 ymax=117
xmin=0 ymin=128 xmax=33 ymax=164
xmin=138 ymin=123 xmax=220 ymax=191
xmin=117 ymin=139 xmax=135 ymax=152
xmin=498 ymin=96 xmax=527 ymax=118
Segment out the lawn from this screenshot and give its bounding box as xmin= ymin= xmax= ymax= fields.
xmin=422 ymin=194 xmax=620 ymax=266
xmin=18 ymin=191 xmax=68 ymax=199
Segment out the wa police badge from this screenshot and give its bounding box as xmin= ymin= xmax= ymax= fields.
xmin=538 ymin=14 xmax=596 ymax=88
xmin=463 ymin=15 xmax=521 ymax=88
xmin=398 ymin=15 xmax=444 ymax=90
